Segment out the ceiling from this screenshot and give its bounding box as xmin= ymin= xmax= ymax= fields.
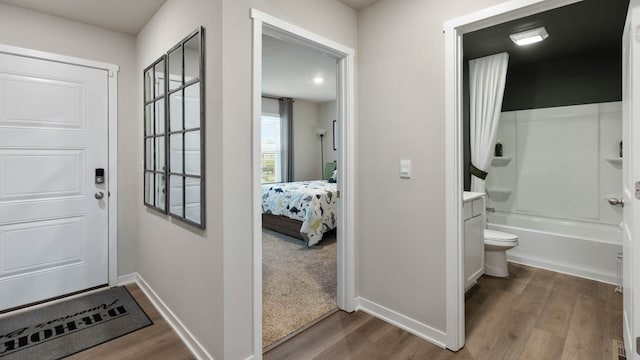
xmin=0 ymin=0 xmax=381 ymax=36
xmin=0 ymin=0 xmax=167 ymax=35
xmin=262 ymin=35 xmax=337 ymax=103
xmin=338 ymin=0 xmax=381 ymax=10
xmin=463 ymin=0 xmax=629 ymax=66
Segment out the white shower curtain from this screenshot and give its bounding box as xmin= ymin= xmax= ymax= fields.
xmin=469 ymin=52 xmax=509 ymax=193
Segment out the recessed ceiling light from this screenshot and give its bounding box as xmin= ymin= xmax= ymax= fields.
xmin=312 ymin=76 xmax=324 ymax=84
xmin=509 ymin=27 xmax=549 ymax=46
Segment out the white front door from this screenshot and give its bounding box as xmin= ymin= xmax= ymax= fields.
xmin=623 ymin=0 xmax=640 ymax=357
xmin=0 ymin=51 xmax=109 ymax=311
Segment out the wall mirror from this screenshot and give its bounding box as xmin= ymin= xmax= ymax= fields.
xmin=143 ymin=27 xmax=205 ymax=228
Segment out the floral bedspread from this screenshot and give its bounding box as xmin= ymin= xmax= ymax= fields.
xmin=262 ymin=180 xmax=337 ymax=246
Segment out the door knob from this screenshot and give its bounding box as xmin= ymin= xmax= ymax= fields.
xmin=608 ymin=197 xmax=624 ymax=207
xmin=95 ymin=191 xmax=105 ymax=200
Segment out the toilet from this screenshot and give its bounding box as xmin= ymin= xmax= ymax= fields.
xmin=484 ymin=229 xmax=519 ymax=277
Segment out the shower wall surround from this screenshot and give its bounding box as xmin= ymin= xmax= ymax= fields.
xmin=486 ymin=102 xmax=622 ymax=226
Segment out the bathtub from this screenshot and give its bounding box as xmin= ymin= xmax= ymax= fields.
xmin=487 ymin=212 xmax=622 ymax=284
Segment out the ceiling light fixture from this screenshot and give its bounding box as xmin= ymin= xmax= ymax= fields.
xmin=509 ymin=27 xmax=549 ymax=46
xmin=312 ymin=76 xmax=324 ymax=84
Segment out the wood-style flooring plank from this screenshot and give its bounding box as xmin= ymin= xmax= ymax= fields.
xmin=519 ymin=328 xmax=566 ymax=360
xmin=483 ymin=309 xmax=537 ymax=360
xmin=264 ymin=310 xmax=372 ymax=360
xmin=525 ymin=267 xmax=558 ymax=290
xmin=561 ymin=294 xmax=621 ymax=360
xmin=463 ymin=288 xmax=516 ymax=359
xmin=67 ymin=284 xmax=194 ymax=360
xmin=533 ymin=290 xmax=576 ymax=338
xmin=512 ymin=282 xmax=552 ymax=317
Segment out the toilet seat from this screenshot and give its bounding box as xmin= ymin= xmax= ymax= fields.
xmin=484 ymin=229 xmax=517 ymax=241
xmin=484 ymin=229 xmax=518 ymax=247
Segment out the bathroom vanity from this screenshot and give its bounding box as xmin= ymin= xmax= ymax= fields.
xmin=463 ymin=192 xmax=485 ymax=291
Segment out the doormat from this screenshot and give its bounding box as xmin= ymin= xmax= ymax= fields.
xmin=0 ymin=286 xmax=152 ymax=360
xmin=613 ymin=339 xmax=626 ymax=360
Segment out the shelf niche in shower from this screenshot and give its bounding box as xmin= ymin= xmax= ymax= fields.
xmin=486 ymin=187 xmax=512 ymax=202
xmin=491 ymin=156 xmax=512 ymax=167
xmin=605 ymin=157 xmax=622 ymax=165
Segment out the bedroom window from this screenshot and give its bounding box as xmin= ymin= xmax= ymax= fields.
xmin=261 ymin=115 xmax=282 ymax=184
xmin=143 ymin=27 xmax=206 ymax=228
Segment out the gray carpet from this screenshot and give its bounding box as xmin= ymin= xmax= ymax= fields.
xmin=262 ymin=229 xmax=337 ymax=348
xmin=0 ymin=286 xmax=151 ymax=360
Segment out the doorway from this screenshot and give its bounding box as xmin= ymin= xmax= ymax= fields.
xmin=0 ymin=44 xmax=118 ymax=311
xmin=250 ymin=9 xmax=356 ymax=356
xmin=260 ymin=33 xmax=339 ymax=349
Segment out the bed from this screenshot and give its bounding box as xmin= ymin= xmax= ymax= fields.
xmin=261 ymin=180 xmax=337 ymax=247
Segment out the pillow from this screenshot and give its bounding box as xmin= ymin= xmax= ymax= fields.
xmin=328 ymin=169 xmax=337 ymax=183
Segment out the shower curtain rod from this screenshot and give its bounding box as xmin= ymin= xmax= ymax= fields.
xmin=261 ymin=95 xmax=294 ymax=102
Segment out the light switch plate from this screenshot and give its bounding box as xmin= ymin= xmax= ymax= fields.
xmin=400 ymin=160 xmax=411 ymax=178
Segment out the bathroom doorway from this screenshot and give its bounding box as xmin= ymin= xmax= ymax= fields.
xmin=444 ymin=0 xmax=634 ymax=352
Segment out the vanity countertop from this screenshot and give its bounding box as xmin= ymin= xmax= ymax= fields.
xmin=463 ymin=191 xmax=485 ymax=203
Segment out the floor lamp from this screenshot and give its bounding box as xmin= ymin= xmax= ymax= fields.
xmin=316 ymin=128 xmax=326 ymax=178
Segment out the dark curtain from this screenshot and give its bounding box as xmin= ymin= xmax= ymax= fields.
xmin=279 ymin=97 xmax=294 ymax=182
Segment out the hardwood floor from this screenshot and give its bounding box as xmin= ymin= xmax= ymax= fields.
xmin=265 ymin=263 xmax=623 ymax=360
xmin=68 ymin=283 xmax=194 ymax=360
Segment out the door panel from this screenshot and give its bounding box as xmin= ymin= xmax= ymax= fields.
xmin=0 ymin=149 xmax=84 ymax=200
xmin=0 ymin=75 xmax=83 ymax=129
xmin=1 ymin=217 xmax=83 ymax=275
xmin=0 ymin=51 xmax=108 ymax=310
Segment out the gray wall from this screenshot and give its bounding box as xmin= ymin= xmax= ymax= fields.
xmin=138 ymin=0 xmax=357 ymax=358
xmin=318 ymin=100 xmax=338 ymax=168
xmin=136 ymin=0 xmax=225 ymax=358
xmin=463 ymin=51 xmax=622 ymax=190
xmin=293 ymin=100 xmax=323 ymax=181
xmin=357 ymin=0 xmax=505 ymax=333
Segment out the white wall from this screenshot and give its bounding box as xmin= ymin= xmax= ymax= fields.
xmin=357 ymin=0 xmax=504 ymax=334
xmin=0 ymin=3 xmax=138 ymax=276
xmin=293 ymin=100 xmax=322 ymax=181
xmin=318 ymin=100 xmax=338 ymax=167
xmin=136 ymin=0 xmax=224 ymax=358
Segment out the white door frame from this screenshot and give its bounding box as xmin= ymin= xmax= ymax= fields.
xmin=251 ymin=9 xmax=356 ymax=357
xmin=0 ymin=44 xmax=119 ymax=287
xmin=443 ymin=0 xmax=583 ymax=351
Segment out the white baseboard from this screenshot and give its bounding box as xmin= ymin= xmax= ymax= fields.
xmin=355 ymin=297 xmax=446 ymax=348
xmin=117 ymin=273 xmax=137 ymax=285
xmin=119 ymin=272 xmax=214 ymax=360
